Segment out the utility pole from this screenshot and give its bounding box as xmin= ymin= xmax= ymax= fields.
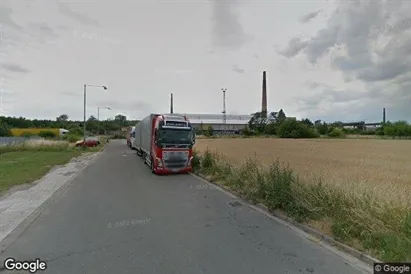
xmin=83 ymin=84 xmax=86 ymax=143
xmin=83 ymin=84 xmax=107 ymax=145
xmin=170 ymin=93 xmax=174 ymax=114
xmin=222 ymin=88 xmax=227 ymax=134
xmin=262 ymin=71 xmax=267 ymax=118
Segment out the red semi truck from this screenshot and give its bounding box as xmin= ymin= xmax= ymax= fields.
xmin=133 ymin=113 xmax=195 ymax=174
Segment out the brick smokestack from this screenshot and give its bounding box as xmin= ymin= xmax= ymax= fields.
xmin=262 ymin=71 xmax=267 ymax=118
xmin=170 ymin=93 xmax=174 ymax=114
xmin=383 ymin=107 xmax=386 ymax=124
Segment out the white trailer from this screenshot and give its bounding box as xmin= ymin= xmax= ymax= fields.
xmin=133 ymin=114 xmax=157 ymax=157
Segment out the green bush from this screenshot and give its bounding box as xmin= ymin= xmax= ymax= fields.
xmin=21 ymin=132 xmax=36 ymax=138
xmin=265 ymin=123 xmax=278 ymax=135
xmin=63 ymin=134 xmax=82 ymax=143
xmin=315 ymin=122 xmax=329 ymax=135
xmin=191 ymin=150 xmax=201 ymax=170
xmin=376 ymin=127 xmax=385 ymax=136
xmin=201 ymin=149 xmax=214 ymax=170
xmin=0 ymin=122 xmax=12 ymax=137
xmin=278 ymin=119 xmax=319 ymax=138
xmin=204 ymin=126 xmax=214 ymax=137
xmin=241 ymin=128 xmax=255 ymax=136
xmin=328 ymin=127 xmax=345 ymax=138
xmin=343 ymin=128 xmax=361 ymax=134
xmin=67 ymin=127 xmax=83 ymax=136
xmin=362 ymin=130 xmax=376 ymax=135
xmin=383 ymin=121 xmax=411 ymax=137
xmin=38 ymin=131 xmax=57 ymax=139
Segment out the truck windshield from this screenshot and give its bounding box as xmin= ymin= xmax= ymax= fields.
xmin=159 ymin=129 xmax=192 ymax=144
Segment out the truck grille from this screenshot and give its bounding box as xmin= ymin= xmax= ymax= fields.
xmin=164 ymin=144 xmax=189 ymax=149
xmin=162 ymin=151 xmax=189 ymax=169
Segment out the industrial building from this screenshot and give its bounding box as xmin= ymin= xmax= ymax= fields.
xmin=177 ymin=113 xmax=252 ymax=134
xmin=170 ymin=70 xmax=268 ymax=134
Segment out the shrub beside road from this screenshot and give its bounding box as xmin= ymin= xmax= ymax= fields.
xmin=192 ymin=139 xmax=411 ymax=262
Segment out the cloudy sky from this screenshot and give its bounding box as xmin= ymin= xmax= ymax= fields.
xmin=0 ymin=0 xmax=410 ymax=122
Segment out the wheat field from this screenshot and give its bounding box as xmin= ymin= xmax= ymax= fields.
xmin=195 ymin=138 xmax=411 ymax=204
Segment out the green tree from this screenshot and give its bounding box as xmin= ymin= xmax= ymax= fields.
xmin=114 ymin=114 xmax=127 ymax=127
xmin=330 ymin=121 xmax=343 ymax=128
xmin=248 ymin=109 xmax=288 ymax=135
xmin=265 ymin=123 xmax=277 ymax=135
xmin=67 ymin=126 xmax=83 ymax=136
xmin=278 ymin=119 xmax=318 ymax=138
xmin=277 ymin=109 xmax=286 ymax=124
xmin=204 ymin=125 xmax=214 ymax=137
xmin=383 ymin=121 xmax=411 ymax=137
xmin=87 ymin=115 xmax=98 ymax=133
xmin=0 ymin=121 xmax=11 ymax=136
xmin=56 ymin=114 xmax=69 ymax=128
xmin=248 ymin=111 xmax=267 ymax=133
xmin=314 ymin=120 xmax=329 ymax=135
xmin=56 ymin=114 xmax=69 ymax=122
xmin=328 ymin=127 xmax=345 ymax=138
xmin=301 ymin=118 xmax=313 ymax=127
xmin=242 ymin=127 xmax=255 ymax=136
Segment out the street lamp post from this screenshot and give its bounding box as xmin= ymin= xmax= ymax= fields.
xmin=222 ymin=88 xmax=227 ymax=135
xmin=83 ymin=84 xmax=107 ymax=144
xmin=97 ymin=106 xmax=111 ymax=140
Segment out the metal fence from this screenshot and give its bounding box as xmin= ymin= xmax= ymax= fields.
xmin=0 ymin=136 xmax=41 ymax=146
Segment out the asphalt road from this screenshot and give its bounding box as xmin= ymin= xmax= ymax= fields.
xmin=0 ymin=140 xmax=370 ymax=274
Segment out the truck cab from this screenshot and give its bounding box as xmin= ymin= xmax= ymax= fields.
xmin=130 ymin=126 xmax=136 ymax=149
xmin=135 ymin=114 xmax=196 ymax=174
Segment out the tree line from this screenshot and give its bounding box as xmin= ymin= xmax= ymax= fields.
xmin=245 ymin=109 xmax=411 ymax=138
xmin=0 ymin=114 xmax=138 ymax=137
xmin=1 ymin=111 xmax=410 ymax=139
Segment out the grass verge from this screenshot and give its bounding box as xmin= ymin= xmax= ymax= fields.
xmin=191 ymin=149 xmax=411 ymax=262
xmin=0 ymin=151 xmax=82 ymax=194
xmin=0 ymin=139 xmax=105 ymax=194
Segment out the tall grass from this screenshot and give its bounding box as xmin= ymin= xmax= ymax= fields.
xmin=191 ymin=150 xmax=411 ymax=262
xmin=0 ymin=139 xmax=96 ymax=153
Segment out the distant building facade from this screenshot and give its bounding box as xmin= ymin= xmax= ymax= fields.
xmin=178 ymin=114 xmax=252 ymax=134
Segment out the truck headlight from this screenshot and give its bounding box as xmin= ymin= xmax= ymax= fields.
xmin=156 ymin=157 xmax=163 ymax=168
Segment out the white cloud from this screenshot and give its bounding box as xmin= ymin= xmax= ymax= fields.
xmin=0 ymin=0 xmax=409 ymax=123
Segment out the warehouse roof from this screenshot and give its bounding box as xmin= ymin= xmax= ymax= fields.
xmin=183 ymin=114 xmax=251 ymax=120
xmin=174 ymin=113 xmax=252 ymax=124
xmin=189 ymin=119 xmax=249 ymax=125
